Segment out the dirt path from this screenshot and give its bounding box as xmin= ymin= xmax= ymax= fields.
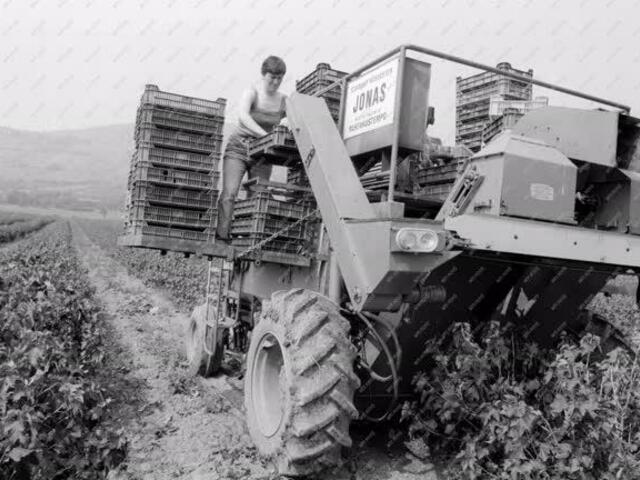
xmin=71 ymin=221 xmax=441 ymax=480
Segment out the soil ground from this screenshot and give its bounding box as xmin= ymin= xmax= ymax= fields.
xmin=71 ymin=221 xmax=441 ymax=480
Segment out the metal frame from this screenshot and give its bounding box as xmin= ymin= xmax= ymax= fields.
xmin=289 ymin=43 xmax=638 ymax=311
xmin=317 ymin=44 xmax=630 ymax=208
xmin=117 ymin=231 xmax=229 ymax=258
xmin=446 ymin=213 xmax=640 ymax=269
xmin=287 ymin=93 xmax=459 ymax=311
xmin=212 ymin=43 xmax=637 ymax=312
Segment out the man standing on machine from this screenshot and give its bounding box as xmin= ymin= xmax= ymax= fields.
xmin=215 ymin=55 xmax=288 ymax=244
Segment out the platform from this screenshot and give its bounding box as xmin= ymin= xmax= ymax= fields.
xmin=117 ymin=233 xmax=232 ymax=259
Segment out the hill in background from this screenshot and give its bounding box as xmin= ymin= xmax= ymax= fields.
xmin=0 ymin=124 xmax=133 ymax=211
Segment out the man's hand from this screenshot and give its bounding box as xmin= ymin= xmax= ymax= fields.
xmin=278 ymin=117 xmax=290 ymax=128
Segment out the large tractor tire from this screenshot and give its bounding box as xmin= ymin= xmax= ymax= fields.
xmin=185 ymin=302 xmax=224 ymax=377
xmin=245 ymin=289 xmax=360 ymax=477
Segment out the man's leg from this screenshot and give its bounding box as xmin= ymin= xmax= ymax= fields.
xmin=216 ymin=149 xmax=248 ymax=240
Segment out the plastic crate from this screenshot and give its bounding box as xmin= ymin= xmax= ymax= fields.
xmin=248 ymin=126 xmax=298 ymax=162
xmin=326 ymin=100 xmax=341 ymax=119
xmin=231 ymin=235 xmax=310 ymax=255
xmin=136 ymin=126 xmax=222 ymax=154
xmin=360 ymin=177 xmax=389 ymax=190
xmin=297 ymin=80 xmax=343 ymax=103
xmin=264 ymin=125 xmax=295 ymax=147
xmin=416 ymin=161 xmax=465 ymax=186
xmin=419 ymin=183 xmax=454 ymax=201
xmin=360 ymin=168 xmax=390 ymax=189
xmin=136 ymin=146 xmax=218 ymax=173
xmin=416 ymin=169 xmax=460 ymax=186
xmin=140 ymin=84 xmax=226 ymax=118
xmin=127 ymin=201 xmax=215 ymax=230
xmin=287 ymin=167 xmax=309 ymax=186
xmin=296 ymin=64 xmax=346 ymax=124
xmin=129 ymin=161 xmax=220 ymax=190
xmin=126 ymin=221 xmax=212 ymax=242
xmin=296 ymin=63 xmax=347 ymax=97
xmin=136 ymin=104 xmax=224 ymax=135
xmin=231 ymin=214 xmax=310 ymax=240
xmin=129 ymin=181 xmax=217 ymax=210
xmin=234 ymin=191 xmax=313 ymax=219
xmin=231 ymin=237 xmax=311 ymax=266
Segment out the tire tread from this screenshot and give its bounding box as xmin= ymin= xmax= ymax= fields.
xmin=246 ymin=289 xmax=358 ymax=477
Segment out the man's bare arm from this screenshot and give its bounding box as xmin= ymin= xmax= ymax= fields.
xmin=238 ymin=88 xmax=267 ymax=137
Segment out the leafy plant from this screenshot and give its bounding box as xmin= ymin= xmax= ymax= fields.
xmin=402 ymin=322 xmax=640 ymax=479
xmin=0 ymin=221 xmax=126 ymax=479
xmin=0 ymin=217 xmax=53 ymax=244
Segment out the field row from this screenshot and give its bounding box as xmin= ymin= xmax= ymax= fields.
xmin=0 ymin=220 xmax=125 ymax=479
xmin=75 ymin=217 xmax=210 ymax=312
xmin=75 ymin=216 xmax=640 ymax=478
xmin=0 ymin=211 xmax=31 ymax=225
xmin=0 ymin=211 xmax=54 ymax=244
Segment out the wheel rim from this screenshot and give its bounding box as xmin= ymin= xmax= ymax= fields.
xmin=252 ymin=333 xmax=285 ymax=437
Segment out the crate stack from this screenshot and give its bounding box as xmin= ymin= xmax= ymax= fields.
xmin=416 ymin=140 xmax=472 ymax=201
xmin=230 ymin=183 xmax=317 ymax=266
xmin=124 ymin=84 xmax=225 ymax=244
xmin=416 ymin=160 xmax=467 ymax=201
xmin=359 ymin=162 xmax=388 ymax=191
xmin=222 ymin=63 xmax=348 ymax=264
xmin=282 ymin=63 xmax=348 ymax=187
xmin=295 ymin=62 xmax=347 ymax=123
xmin=359 ymin=157 xmax=468 ymax=203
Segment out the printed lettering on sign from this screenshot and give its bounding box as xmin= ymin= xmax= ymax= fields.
xmin=530 ymin=183 xmax=554 ymax=201
xmin=342 ymin=58 xmax=399 ymax=139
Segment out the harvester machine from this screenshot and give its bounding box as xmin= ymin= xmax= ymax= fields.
xmin=158 ymin=45 xmax=640 ymax=477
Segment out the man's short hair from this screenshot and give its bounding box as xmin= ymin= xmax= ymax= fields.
xmin=261 ymin=56 xmax=286 ymax=76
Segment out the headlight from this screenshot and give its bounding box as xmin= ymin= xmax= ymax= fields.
xmin=395 ymin=228 xmax=443 ymax=252
xmin=397 ymin=229 xmax=417 ymax=250
xmin=418 ymin=230 xmax=439 ymax=251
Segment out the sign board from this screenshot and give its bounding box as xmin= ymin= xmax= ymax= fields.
xmin=342 ymin=58 xmax=399 ymax=140
xmin=530 ymin=183 xmax=555 ymax=201
xmin=342 ymin=56 xmax=431 ymax=158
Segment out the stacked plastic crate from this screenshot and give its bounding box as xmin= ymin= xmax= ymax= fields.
xmin=124 ymin=85 xmax=225 ymax=245
xmin=224 ymin=64 xmax=348 ymax=264
xmin=416 ymin=160 xmax=466 ymax=201
xmin=360 ymin=157 xmax=470 ymax=201
xmin=359 ymin=162 xmax=389 ymax=191
xmin=295 ymin=62 xmax=347 ymax=123
xmin=231 ymin=184 xmax=316 ymax=265
xmin=416 ymin=141 xmax=472 ymax=201
xmin=285 ymin=63 xmax=348 ymax=187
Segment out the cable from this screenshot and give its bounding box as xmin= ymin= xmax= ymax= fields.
xmin=362 ymin=311 xmax=402 ymax=372
xmin=354 ymin=311 xmax=399 ymax=423
xmin=235 ymin=209 xmax=319 ymax=260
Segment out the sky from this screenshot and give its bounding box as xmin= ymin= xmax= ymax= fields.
xmin=1 ymin=0 xmax=640 ymax=144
